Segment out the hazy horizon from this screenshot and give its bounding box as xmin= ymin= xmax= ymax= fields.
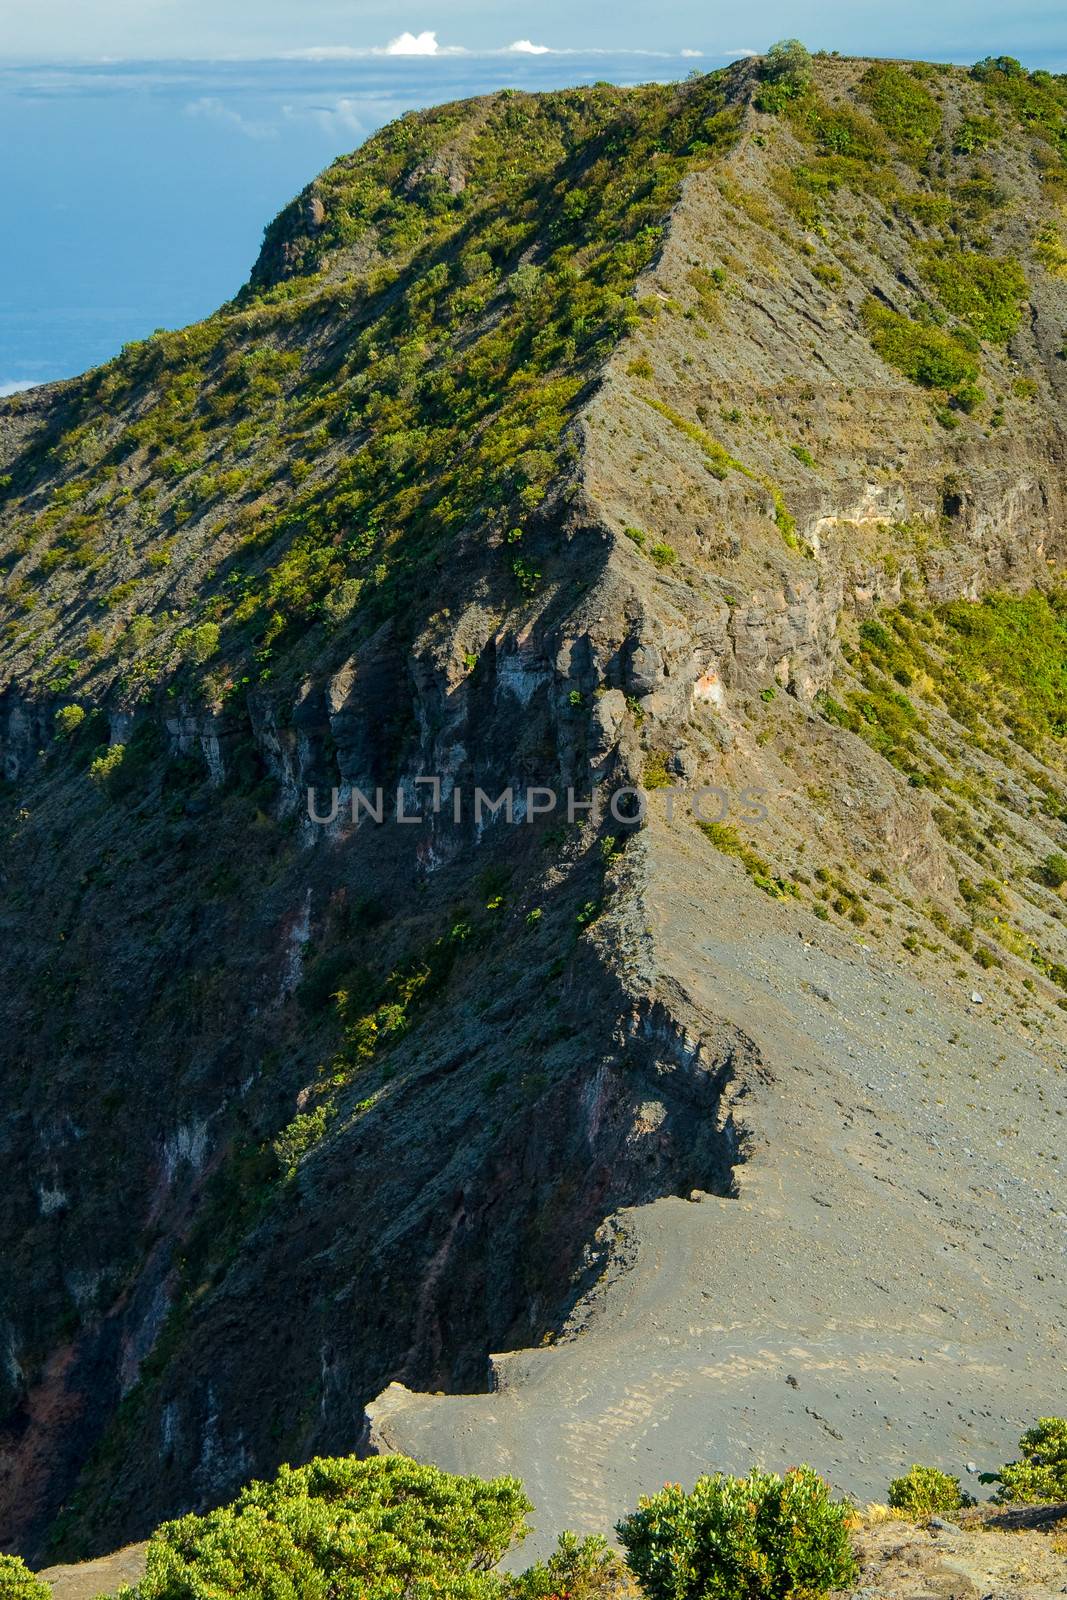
xmin=2 ymin=34 xmax=1065 ymax=391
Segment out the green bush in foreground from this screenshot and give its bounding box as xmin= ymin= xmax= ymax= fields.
xmin=887 ymin=1465 xmax=970 ymax=1519
xmin=0 ymin=1554 xmax=51 ymax=1599
xmin=617 ymin=1465 xmax=858 ymax=1600
xmin=115 ymin=1455 xmax=532 ymax=1600
xmin=504 ymin=1531 xmax=630 ymax=1598
xmin=994 ymin=1417 xmax=1067 ymax=1504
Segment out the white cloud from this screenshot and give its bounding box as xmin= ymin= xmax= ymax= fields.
xmin=722 ymin=47 xmax=759 ymax=56
xmin=386 ymin=30 xmax=441 ymax=55
xmin=184 ymin=96 xmax=278 ymax=139
xmin=282 ymin=45 xmax=366 ymax=60
xmin=272 ymin=40 xmax=682 ymax=64
xmin=0 ymin=380 xmax=38 ymax=397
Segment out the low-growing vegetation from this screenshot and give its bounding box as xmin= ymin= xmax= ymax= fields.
xmin=825 ymin=591 xmax=1067 ymax=772
xmin=698 ymin=821 xmax=801 ymax=901
xmin=915 ymin=247 xmax=1028 ymax=342
xmin=0 ymin=1555 xmax=50 ymax=1599
xmin=861 ymin=301 xmax=980 ymax=402
xmin=887 ymin=1464 xmax=972 ymax=1519
xmin=617 ymin=1465 xmax=858 ymax=1600
xmin=112 ymin=1456 xmax=531 ymax=1599
xmin=857 ymin=62 xmax=943 ymax=160
xmin=990 ymin=1417 xmax=1067 ymax=1504
xmin=643 ymin=398 xmax=800 ymax=548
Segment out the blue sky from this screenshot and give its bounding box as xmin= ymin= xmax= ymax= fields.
xmin=2 ymin=1 xmax=1065 ymax=65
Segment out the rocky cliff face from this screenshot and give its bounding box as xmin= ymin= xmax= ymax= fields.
xmin=0 ymin=54 xmax=1065 ymax=1563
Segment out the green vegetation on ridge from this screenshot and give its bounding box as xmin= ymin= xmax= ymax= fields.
xmin=0 ymin=77 xmax=741 ymax=700
xmin=827 ymin=590 xmax=1067 ymax=768
xmin=752 ymin=49 xmax=1067 ymax=423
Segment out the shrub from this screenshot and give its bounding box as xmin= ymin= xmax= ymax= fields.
xmin=755 ymin=40 xmax=813 ymax=111
xmin=763 ymin=39 xmax=812 ymax=88
xmin=53 ymin=704 xmax=86 ymax=738
xmin=505 ymin=1532 xmax=629 ymax=1599
xmin=89 ymin=744 xmax=127 ymax=790
xmin=861 ymin=301 xmax=979 ymax=394
xmin=617 ymin=1466 xmax=857 ymax=1600
xmin=116 ymin=1454 xmax=532 ymax=1600
xmin=1041 ymin=852 xmax=1067 ymax=889
xmin=994 ymin=1417 xmax=1067 ymax=1504
xmin=973 ymin=55 xmax=1026 ymax=80
xmin=125 ymin=614 xmax=155 ymax=653
xmin=952 ymin=382 xmax=985 ymax=415
xmin=917 ymin=248 xmax=1028 ymax=342
xmin=1034 ymin=222 xmax=1067 ymax=276
xmin=954 ymin=114 xmax=999 ymax=154
xmin=0 ymin=1555 xmax=51 ymax=1599
xmin=188 ymin=621 xmax=220 ymax=664
xmin=887 ymin=1465 xmax=970 ymax=1519
xmin=273 ymin=1104 xmax=333 ymax=1176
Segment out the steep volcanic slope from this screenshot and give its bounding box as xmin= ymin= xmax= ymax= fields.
xmin=366 ymin=54 xmax=1067 ymax=1546
xmin=0 ymin=72 xmax=754 ymax=1561
xmin=1 ymin=54 xmax=1066 ymax=1564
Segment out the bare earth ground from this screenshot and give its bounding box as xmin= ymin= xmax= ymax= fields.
xmin=851 ymin=1506 xmax=1067 ymax=1600
xmin=367 ymin=820 xmax=1066 ymax=1559
xmin=37 ymin=1543 xmax=148 ymax=1600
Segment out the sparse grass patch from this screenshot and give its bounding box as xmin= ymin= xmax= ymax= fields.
xmin=698 ymin=821 xmax=800 ymax=900
xmin=643 ymin=397 xmax=803 ymax=551
xmin=642 ymin=751 xmax=673 ymax=789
